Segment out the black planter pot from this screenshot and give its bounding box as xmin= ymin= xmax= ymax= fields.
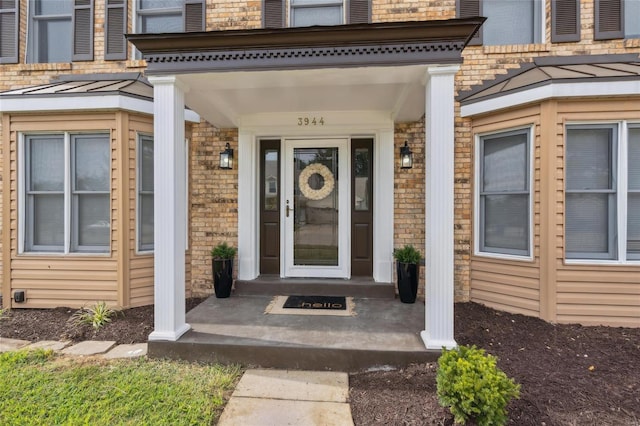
xmin=212 ymin=258 xmax=234 ymax=298
xmin=396 ymin=261 xmax=419 ymax=303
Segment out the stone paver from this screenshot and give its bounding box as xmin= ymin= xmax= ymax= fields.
xmin=62 ymin=340 xmax=116 ymax=356
xmin=24 ymin=340 xmax=70 ymax=351
xmin=103 ymin=343 xmax=148 ymax=359
xmin=218 ymin=398 xmax=353 ymax=426
xmin=0 ymin=338 xmax=31 ymax=352
xmin=218 ymin=369 xmax=354 ymax=426
xmin=233 ymin=369 xmax=348 ymax=402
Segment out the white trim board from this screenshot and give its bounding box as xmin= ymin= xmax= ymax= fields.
xmin=461 ymin=80 xmax=640 ymax=117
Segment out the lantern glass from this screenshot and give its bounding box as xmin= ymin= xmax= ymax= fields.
xmin=400 ymin=142 xmax=413 ymax=169
xmin=219 ymin=143 xmax=233 ymax=169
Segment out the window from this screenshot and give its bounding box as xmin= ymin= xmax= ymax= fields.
xmin=0 ymin=0 xmax=19 ymax=64
xmin=290 ymin=0 xmax=344 ymax=27
xmin=565 ymin=123 xmax=640 ymax=261
xmin=138 ymin=134 xmax=154 ymax=252
xmin=457 ymin=0 xmax=543 ymax=46
xmin=263 ymin=0 xmax=369 ymax=28
xmin=27 ymin=0 xmax=94 ymax=63
xmin=23 ymin=133 xmax=110 ymax=253
xmin=477 ymin=128 xmax=531 ymax=257
xmin=136 ymin=0 xmax=204 ymax=33
xmin=134 ymin=0 xmax=204 ymax=58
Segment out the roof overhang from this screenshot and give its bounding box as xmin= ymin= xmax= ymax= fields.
xmin=459 ymin=54 xmax=640 ymax=117
xmin=0 ymin=73 xmax=200 ymax=122
xmin=128 ymin=19 xmax=484 ymax=127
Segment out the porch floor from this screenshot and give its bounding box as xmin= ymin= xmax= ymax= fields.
xmin=148 ymin=294 xmax=440 ymax=371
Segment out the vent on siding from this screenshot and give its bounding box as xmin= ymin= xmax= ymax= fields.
xmin=184 ymin=0 xmax=205 ymax=32
xmin=595 ymin=0 xmax=623 ymax=40
xmin=263 ymin=0 xmax=284 ymax=28
xmin=552 ymin=0 xmax=580 ymax=42
xmin=348 ymin=0 xmax=370 ymax=24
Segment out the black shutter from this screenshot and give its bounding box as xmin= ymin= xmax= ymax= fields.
xmin=263 ymin=0 xmax=284 ymax=28
xmin=552 ymin=0 xmax=580 ymax=42
xmin=594 ymin=0 xmax=623 ymax=40
xmin=0 ymin=0 xmax=19 ymax=64
xmin=348 ymin=0 xmax=370 ymax=24
xmin=457 ymin=0 xmax=482 ymax=45
xmin=184 ymin=0 xmax=205 ymax=32
xmin=105 ymin=0 xmax=127 ymax=60
xmin=73 ymin=0 xmax=94 ymax=61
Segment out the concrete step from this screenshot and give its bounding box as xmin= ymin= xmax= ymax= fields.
xmin=148 ymin=295 xmax=439 ymax=371
xmin=234 ymin=277 xmax=396 ymax=299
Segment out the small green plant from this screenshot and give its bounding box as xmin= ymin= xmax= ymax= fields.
xmin=71 ymin=301 xmax=117 ymax=331
xmin=211 ymin=242 xmax=237 ymax=259
xmin=436 ymin=345 xmax=520 ymax=426
xmin=0 ymin=307 xmax=6 ymax=321
xmin=393 ymin=245 xmax=421 ymax=264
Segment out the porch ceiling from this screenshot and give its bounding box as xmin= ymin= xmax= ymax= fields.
xmin=176 ymin=64 xmax=430 ymax=127
xmin=129 ymin=18 xmax=484 ymax=128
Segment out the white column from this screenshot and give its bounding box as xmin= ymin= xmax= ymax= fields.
xmin=373 ymin=128 xmax=395 ymax=283
xmin=421 ymin=65 xmax=460 ymax=350
xmin=148 ymin=75 xmax=190 ymax=341
xmin=237 ymin=129 xmax=259 ymax=280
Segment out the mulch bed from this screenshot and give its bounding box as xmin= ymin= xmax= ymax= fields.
xmin=2 ymin=299 xmax=639 ymax=424
xmin=0 ymin=298 xmax=205 ymax=344
xmin=350 ymin=302 xmax=640 ymax=425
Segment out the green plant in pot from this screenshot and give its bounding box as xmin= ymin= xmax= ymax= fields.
xmin=393 ymin=245 xmax=421 ymax=303
xmin=211 ymin=242 xmax=237 ymax=298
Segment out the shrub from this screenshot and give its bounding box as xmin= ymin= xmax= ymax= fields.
xmin=211 ymin=242 xmax=237 ymax=259
xmin=392 ymin=245 xmax=421 ymax=264
xmin=436 ymin=345 xmax=520 ymax=425
xmin=71 ymin=301 xmax=117 ymax=331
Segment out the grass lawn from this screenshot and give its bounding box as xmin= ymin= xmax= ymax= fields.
xmin=0 ymin=350 xmax=242 ymax=425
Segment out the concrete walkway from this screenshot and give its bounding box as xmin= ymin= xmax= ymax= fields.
xmin=218 ymin=369 xmax=354 ymax=426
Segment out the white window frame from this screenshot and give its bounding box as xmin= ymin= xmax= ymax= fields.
xmin=19 ymin=132 xmax=111 ymax=255
xmin=481 ymin=0 xmax=545 ymax=46
xmin=136 ymin=133 xmax=155 ymax=253
xmin=565 ymin=121 xmax=640 ymax=265
xmin=26 ymin=0 xmax=73 ymax=64
xmin=474 ymin=125 xmax=534 ymax=261
xmin=288 ymin=0 xmax=346 ymax=27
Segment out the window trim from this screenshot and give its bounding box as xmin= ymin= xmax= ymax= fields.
xmin=474 ymin=126 xmax=534 ymax=261
xmin=564 ymin=121 xmax=640 ymax=265
xmin=19 ymin=131 xmax=111 ymax=255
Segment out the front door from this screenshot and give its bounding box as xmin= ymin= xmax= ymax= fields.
xmin=283 ymin=139 xmax=349 ymax=278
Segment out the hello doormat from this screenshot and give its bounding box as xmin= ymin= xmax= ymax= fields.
xmin=264 ymin=295 xmax=356 ymax=316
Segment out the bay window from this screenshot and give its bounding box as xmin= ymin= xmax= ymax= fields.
xmin=565 ymin=123 xmax=640 ymax=261
xmin=477 ymin=128 xmax=531 ymax=257
xmin=23 ymin=133 xmax=110 ymax=253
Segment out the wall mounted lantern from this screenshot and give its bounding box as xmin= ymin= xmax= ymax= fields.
xmin=220 ymin=143 xmax=234 ymax=169
xmin=400 ymin=141 xmax=413 ymax=169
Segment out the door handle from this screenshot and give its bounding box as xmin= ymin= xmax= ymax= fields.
xmin=286 ymin=200 xmax=293 ymax=217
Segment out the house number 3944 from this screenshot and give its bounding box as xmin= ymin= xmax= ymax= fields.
xmin=297 ymin=117 xmax=325 ymax=126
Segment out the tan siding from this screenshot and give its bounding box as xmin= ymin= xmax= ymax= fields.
xmin=553 ymin=100 xmax=640 ymax=327
xmin=470 ymin=107 xmax=542 ymax=318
